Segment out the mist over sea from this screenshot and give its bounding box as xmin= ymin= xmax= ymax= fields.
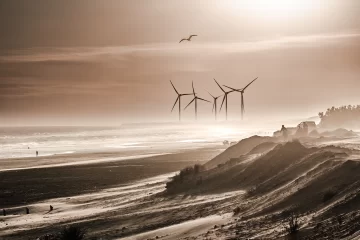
xmin=0 ymin=123 xmax=276 ymax=160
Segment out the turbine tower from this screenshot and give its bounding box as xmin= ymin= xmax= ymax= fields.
xmin=223 ymin=77 xmax=258 ymax=120
xmin=184 ymin=81 xmax=210 ymax=120
xmin=214 ymin=79 xmax=234 ymax=121
xmin=208 ymin=92 xmax=222 ymax=121
xmin=170 ymin=80 xmax=192 ymax=121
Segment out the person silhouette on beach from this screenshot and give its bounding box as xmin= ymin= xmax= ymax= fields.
xmin=2 ymin=209 xmax=6 ymax=216
xmin=25 ymin=207 xmax=29 ymax=214
xmin=36 ymin=151 xmax=38 ymax=157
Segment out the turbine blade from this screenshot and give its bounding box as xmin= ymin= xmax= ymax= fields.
xmin=223 ymin=85 xmax=241 ymax=92
xmin=171 ymin=97 xmax=179 ymax=112
xmin=243 ymin=77 xmax=258 ymax=91
xmin=170 ymin=80 xmax=179 ymax=95
xmin=184 ymin=98 xmax=195 ymax=110
xmin=207 ymin=91 xmax=215 ymax=98
xmin=181 ymin=93 xmax=193 ymax=96
xmin=192 ymin=81 xmax=195 ymax=95
xmin=220 ymin=95 xmax=226 ymax=111
xmin=214 ymin=79 xmax=225 ymax=93
xmin=197 ymin=97 xmax=211 ymax=103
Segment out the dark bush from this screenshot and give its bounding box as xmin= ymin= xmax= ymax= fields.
xmin=59 ymin=226 xmax=85 ymax=240
xmin=166 ymin=164 xmax=204 ymax=191
xmin=194 ymin=164 xmax=204 ymax=174
xmin=246 ymin=186 xmax=257 ymax=197
xmin=284 ymin=213 xmax=300 ymax=235
xmin=233 ymin=206 xmax=241 ymax=215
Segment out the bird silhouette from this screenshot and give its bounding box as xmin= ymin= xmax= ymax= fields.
xmin=179 ymin=35 xmax=198 ymax=43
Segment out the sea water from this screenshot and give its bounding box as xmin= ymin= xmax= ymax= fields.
xmin=0 ymin=123 xmax=274 ymax=159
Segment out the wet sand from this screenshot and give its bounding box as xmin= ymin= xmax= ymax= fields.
xmin=0 ymin=147 xmax=222 ymax=209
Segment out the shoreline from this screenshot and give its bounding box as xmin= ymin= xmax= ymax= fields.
xmin=0 ymin=152 xmax=172 ymax=172
xmin=0 ymin=147 xmax=222 ymax=209
xmin=0 ymin=143 xmax=223 ymax=171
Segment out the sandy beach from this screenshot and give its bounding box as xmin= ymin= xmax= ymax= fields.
xmin=0 ymin=147 xmax=222 ymax=209
xmin=1 ymin=132 xmax=360 ymax=240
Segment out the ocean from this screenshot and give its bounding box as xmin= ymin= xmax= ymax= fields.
xmin=0 ymin=123 xmax=275 ymax=160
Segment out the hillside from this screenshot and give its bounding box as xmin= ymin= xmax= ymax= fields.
xmin=164 ymin=137 xmax=360 ymax=239
xmin=225 ymin=144 xmax=360 ymax=239
xmin=204 ymin=135 xmax=277 ymax=170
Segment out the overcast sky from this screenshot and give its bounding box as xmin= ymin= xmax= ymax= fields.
xmin=0 ymin=0 xmax=359 ymax=126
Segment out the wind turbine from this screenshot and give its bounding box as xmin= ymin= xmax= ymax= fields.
xmin=214 ymin=79 xmax=234 ymax=121
xmin=170 ymin=80 xmax=192 ymax=121
xmin=208 ymin=92 xmax=222 ymax=121
xmin=223 ymin=77 xmax=258 ymax=120
xmin=184 ymin=81 xmax=210 ymax=120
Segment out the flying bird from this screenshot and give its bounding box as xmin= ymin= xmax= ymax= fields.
xmin=179 ymin=35 xmax=198 ymax=43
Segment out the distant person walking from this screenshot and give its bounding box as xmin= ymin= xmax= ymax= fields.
xmin=25 ymin=207 xmax=29 ymax=214
xmin=2 ymin=209 xmax=6 ymax=216
xmin=36 ymin=151 xmax=38 ymax=157
xmin=281 ymin=125 xmax=288 ymax=141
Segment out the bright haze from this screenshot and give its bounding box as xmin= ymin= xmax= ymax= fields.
xmin=0 ymin=0 xmax=359 ymax=126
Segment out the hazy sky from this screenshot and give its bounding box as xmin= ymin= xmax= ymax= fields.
xmin=0 ymin=0 xmax=359 ymax=126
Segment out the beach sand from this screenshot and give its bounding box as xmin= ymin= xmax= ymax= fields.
xmin=0 ymin=147 xmax=222 ymax=209
xmin=3 ymin=135 xmax=360 ymax=240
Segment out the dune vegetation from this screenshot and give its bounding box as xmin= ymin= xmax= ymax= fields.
xmin=319 ymin=105 xmax=360 ymax=129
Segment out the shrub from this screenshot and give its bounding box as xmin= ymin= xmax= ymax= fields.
xmin=194 ymin=164 xmax=204 ymax=174
xmin=166 ymin=164 xmax=204 ymax=191
xmin=246 ymin=186 xmax=257 ymax=197
xmin=233 ymin=206 xmax=241 ymax=215
xmin=284 ymin=213 xmax=300 ymax=235
xmin=59 ymin=226 xmax=85 ymax=240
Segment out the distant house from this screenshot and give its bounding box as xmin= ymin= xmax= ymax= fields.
xmin=273 ymin=127 xmax=297 ymax=138
xmin=297 ymin=121 xmax=317 ymax=132
xmin=295 ymin=121 xmax=317 ymax=137
xmin=273 ymin=121 xmax=317 ymax=138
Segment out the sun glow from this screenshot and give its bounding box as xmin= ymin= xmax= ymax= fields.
xmin=222 ymin=0 xmax=314 ymax=20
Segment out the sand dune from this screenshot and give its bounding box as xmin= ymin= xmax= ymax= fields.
xmin=3 ymin=134 xmax=360 ymax=239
